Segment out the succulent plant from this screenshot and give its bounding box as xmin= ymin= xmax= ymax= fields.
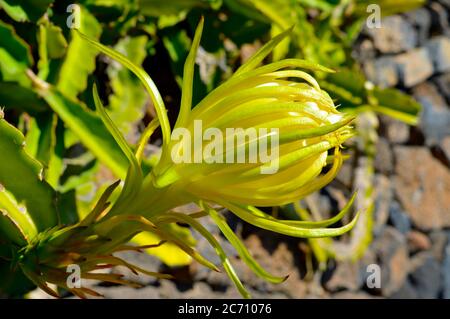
xmin=0 ymin=19 xmax=359 ymax=298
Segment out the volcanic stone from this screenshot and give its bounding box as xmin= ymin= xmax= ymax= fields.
xmin=426 ymin=36 xmax=450 ymax=73
xmin=394 ymin=146 xmax=450 ymax=230
xmin=395 ymin=48 xmax=434 ymax=87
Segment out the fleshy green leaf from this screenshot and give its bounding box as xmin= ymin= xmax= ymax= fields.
xmin=323 ymin=68 xmax=366 ymax=102
xmin=77 ymin=30 xmax=171 ymax=146
xmin=0 ymin=259 xmax=35 ymax=297
xmin=24 ymin=113 xmax=57 ymax=168
xmin=224 ymin=0 xmax=268 ymax=23
xmin=106 ymin=35 xmax=148 ymax=138
xmin=371 ymin=87 xmax=421 ymax=125
xmin=57 ymin=5 xmax=101 ymax=100
xmin=92 ymin=84 xmax=143 ymax=214
xmin=22 ymin=113 xmax=64 ymax=189
xmin=45 ymin=119 xmax=65 ymax=188
xmin=0 ymin=118 xmax=58 ymax=235
xmin=0 ymin=82 xmax=48 ymax=113
xmin=0 ymin=21 xmax=33 ymax=86
xmin=233 ymin=25 xmax=293 ymax=77
xmin=40 ymin=22 xmax=68 ymax=60
xmin=175 ymin=17 xmax=204 ymax=128
xmin=224 ymin=201 xmax=360 ymax=238
xmin=139 ymin=0 xmax=221 ymax=16
xmin=37 ymin=21 xmax=68 ymax=80
xmin=0 ymin=189 xmax=34 ymax=246
xmin=41 ymin=87 xmax=129 ymax=178
xmin=353 ymin=0 xmax=425 ymax=17
xmin=0 ymin=0 xmax=53 ymax=22
xmin=271 ymin=24 xmax=290 ymax=61
xmin=135 ymin=118 xmax=159 ymax=164
xmin=83 ymin=0 xmax=131 ymax=8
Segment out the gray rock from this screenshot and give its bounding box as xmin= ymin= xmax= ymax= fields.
xmin=405 ymin=8 xmax=432 ymax=45
xmin=364 ymin=57 xmax=399 ymax=88
xmin=388 ymin=124 xmax=410 ymax=145
xmin=390 ymin=252 xmax=442 ymax=299
xmin=304 ymin=191 xmax=333 ymax=220
xmin=438 ymin=0 xmax=450 ymax=8
xmin=182 ymin=281 xmax=217 ymax=299
xmin=235 ymin=235 xmax=307 ymax=298
xmin=355 ymin=39 xmax=377 ymax=62
xmin=332 ymin=291 xmax=376 ymax=299
xmin=443 ymin=233 xmax=450 ymax=299
xmin=96 ymin=285 xmax=161 ymax=299
xmin=395 ymin=48 xmax=434 ymax=87
xmin=206 ymin=269 xmax=232 ymax=290
xmin=441 ymin=136 xmax=450 ymax=161
xmin=407 ymin=231 xmax=432 ymax=252
xmin=390 ymin=280 xmax=418 ymax=299
xmin=429 ymin=231 xmax=449 ymax=262
xmin=434 ymin=72 xmax=450 ymax=103
xmin=426 ymin=36 xmax=450 ymax=73
xmin=394 ymin=146 xmax=450 ymax=231
xmin=190 ymin=265 xmax=209 ymax=282
xmin=158 ymin=279 xmax=182 ymax=299
xmin=373 ymin=174 xmax=392 ymax=236
xmin=413 ymin=82 xmax=450 ymax=145
xmin=375 ymin=137 xmax=393 ymax=174
xmin=372 ymin=227 xmax=409 ymax=297
xmin=325 ymin=261 xmax=362 ymax=292
xmin=409 ymin=252 xmax=442 ymax=299
xmin=358 ymin=249 xmax=377 ymax=288
xmin=368 ymin=16 xmax=418 ymax=53
xmin=389 ymin=201 xmax=411 ymax=234
xmin=430 ymin=2 xmax=450 ymax=36
xmin=195 ymin=239 xmax=220 ymax=269
xmin=248 ymin=290 xmax=288 ymax=299
xmin=381 ymin=115 xmax=410 ymax=144
xmin=336 ymin=160 xmax=353 ymax=187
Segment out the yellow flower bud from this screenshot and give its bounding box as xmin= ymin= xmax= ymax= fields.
xmin=19 ymin=21 xmax=360 ymax=299
xmin=151 ymin=37 xmax=354 ymax=208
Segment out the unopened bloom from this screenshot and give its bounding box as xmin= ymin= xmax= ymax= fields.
xmin=150 ymin=34 xmax=354 ymax=208
xmin=15 ymin=20 xmax=358 ymax=299
xmin=124 ymin=21 xmax=358 ymax=238
xmin=126 ymin=21 xmax=358 ymax=242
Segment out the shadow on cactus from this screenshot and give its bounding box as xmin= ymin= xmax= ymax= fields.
xmin=3 ymin=19 xmax=359 ymax=298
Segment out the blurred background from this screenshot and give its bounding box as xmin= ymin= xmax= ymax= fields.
xmin=0 ymin=0 xmax=449 ymax=299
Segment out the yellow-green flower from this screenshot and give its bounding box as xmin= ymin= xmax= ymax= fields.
xmin=127 ymin=22 xmax=356 ymax=229
xmin=17 ymin=20 xmax=359 ymax=299
xmin=152 ymin=57 xmax=354 ymax=207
